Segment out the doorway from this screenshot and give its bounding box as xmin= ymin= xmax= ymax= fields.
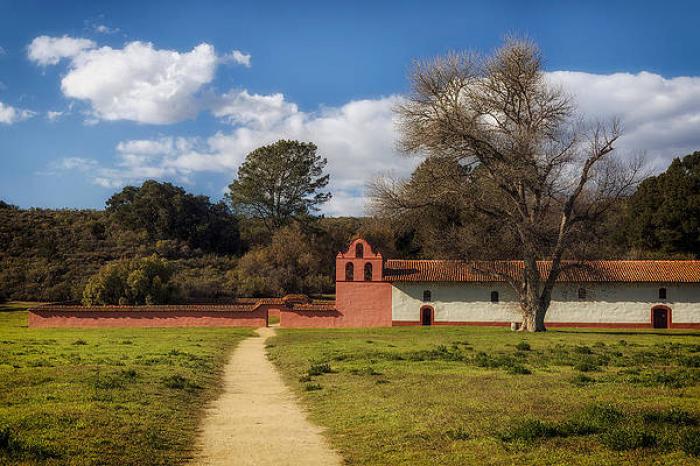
xmin=651 ymin=306 xmax=670 ymax=329
xmin=420 ymin=306 xmax=433 ymax=326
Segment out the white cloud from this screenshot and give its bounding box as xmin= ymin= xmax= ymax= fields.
xmin=93 ymin=24 xmax=119 ymax=34
xmin=0 ymin=46 xmax=6 ymax=56
xmin=212 ymin=90 xmax=298 ymax=128
xmin=60 ymin=41 xmax=219 ymax=124
xmin=47 ymin=110 xmax=64 ymax=121
xmin=0 ymin=101 xmax=35 ymax=124
xmin=28 ymin=35 xmax=96 ymax=66
xmin=47 ymin=66 xmax=700 ymax=215
xmin=546 ymin=71 xmax=700 ymax=168
xmin=222 ymin=50 xmax=251 ymax=67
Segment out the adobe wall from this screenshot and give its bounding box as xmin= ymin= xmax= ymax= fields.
xmin=279 ymin=309 xmax=343 ymax=328
xmin=28 ymin=309 xmax=267 ymax=328
xmin=335 ymin=281 xmax=392 ymax=327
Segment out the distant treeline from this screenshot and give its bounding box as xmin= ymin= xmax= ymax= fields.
xmin=1 ymin=150 xmax=698 ymax=303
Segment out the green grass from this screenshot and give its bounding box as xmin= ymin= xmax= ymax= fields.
xmin=268 ymin=326 xmax=700 ymax=465
xmin=0 ymin=303 xmax=251 ymax=465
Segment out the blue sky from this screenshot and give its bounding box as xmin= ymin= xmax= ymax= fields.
xmin=1 ymin=0 xmax=700 ymax=215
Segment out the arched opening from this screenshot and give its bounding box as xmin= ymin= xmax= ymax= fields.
xmin=345 ymin=262 xmax=354 ymax=281
xmin=651 ymin=305 xmax=671 ymax=329
xmin=420 ymin=306 xmax=434 ymax=326
xmin=490 ymin=291 xmax=499 ymax=303
xmin=355 ymin=242 xmax=364 ymax=258
xmin=364 ymin=262 xmax=373 ymax=281
xmin=659 ymin=287 xmax=667 ymax=300
xmin=423 ymin=290 xmax=432 ymax=302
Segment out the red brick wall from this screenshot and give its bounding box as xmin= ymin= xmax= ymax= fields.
xmin=28 ymin=309 xmax=267 ymax=328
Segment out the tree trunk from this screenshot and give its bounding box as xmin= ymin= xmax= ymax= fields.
xmin=519 ymin=302 xmax=547 ymax=332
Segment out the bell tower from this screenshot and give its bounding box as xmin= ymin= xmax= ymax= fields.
xmin=336 ymin=238 xmax=383 ymax=283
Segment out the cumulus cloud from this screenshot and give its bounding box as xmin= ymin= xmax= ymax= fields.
xmin=546 ymin=71 xmax=700 ymax=168
xmin=67 ymin=71 xmax=700 ymax=215
xmin=0 ymin=101 xmax=35 ymax=124
xmin=28 ymin=35 xmax=96 ymax=65
xmin=222 ymin=50 xmax=251 ymax=67
xmin=93 ymin=24 xmax=119 ymax=34
xmin=60 ymin=41 xmax=219 ymax=124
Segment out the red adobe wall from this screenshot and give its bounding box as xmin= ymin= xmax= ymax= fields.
xmin=335 ymin=281 xmax=392 ymax=327
xmin=280 ymin=309 xmax=343 ymax=328
xmin=28 ymin=309 xmax=267 ymax=328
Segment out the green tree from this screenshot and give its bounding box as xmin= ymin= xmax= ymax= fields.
xmin=82 ymin=255 xmax=178 ymax=305
xmin=106 ymin=180 xmax=241 ymax=254
xmin=232 ymin=225 xmax=332 ymax=297
xmin=227 ymin=140 xmax=331 ymax=233
xmin=625 ymin=151 xmax=700 ymax=256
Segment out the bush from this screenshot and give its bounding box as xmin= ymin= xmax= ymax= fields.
xmin=601 ymin=426 xmax=657 ymax=451
xmin=681 ymin=430 xmax=700 ymax=456
xmin=82 ymin=255 xmax=177 ymax=306
xmin=162 ymin=374 xmax=201 ymax=390
xmin=515 ymin=341 xmax=531 ymax=352
xmin=642 ymin=408 xmax=697 ymax=426
xmin=500 ymin=419 xmax=561 ymax=443
xmin=573 ymin=360 xmax=600 ymax=372
xmin=506 ymin=364 xmax=532 ymax=375
xmin=307 ymin=362 xmax=332 ymax=376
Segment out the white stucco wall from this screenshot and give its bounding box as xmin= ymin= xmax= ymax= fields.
xmin=391 ymin=282 xmax=700 ymax=324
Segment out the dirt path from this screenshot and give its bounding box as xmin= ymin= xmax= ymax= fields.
xmin=191 ymin=327 xmax=342 ymax=466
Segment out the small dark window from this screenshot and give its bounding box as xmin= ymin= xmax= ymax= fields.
xmin=490 ymin=291 xmax=499 ymax=303
xmin=356 ymin=243 xmax=364 ymax=258
xmin=345 ymin=262 xmax=354 ymax=281
xmin=423 ymin=290 xmax=432 ymax=302
xmin=659 ymin=287 xmax=667 ymax=300
xmin=578 ymin=287 xmax=586 ymax=300
xmin=364 ymin=263 xmax=373 ymax=281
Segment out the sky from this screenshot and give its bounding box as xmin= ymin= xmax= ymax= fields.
xmin=1 ymin=0 xmax=700 ymax=216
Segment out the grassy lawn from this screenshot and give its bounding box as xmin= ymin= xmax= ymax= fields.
xmin=0 ymin=303 xmax=252 ymax=466
xmin=269 ymin=326 xmax=700 ymax=465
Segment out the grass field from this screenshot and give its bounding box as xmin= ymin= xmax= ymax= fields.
xmin=269 ymin=326 xmax=700 ymax=465
xmin=0 ymin=303 xmax=251 ymax=466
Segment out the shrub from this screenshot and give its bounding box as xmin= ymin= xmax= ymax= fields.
xmin=500 ymin=419 xmax=561 ymax=443
xmin=307 ymin=362 xmax=332 ymax=376
xmin=162 ymin=374 xmax=201 ymax=390
xmin=601 ymin=426 xmax=657 ymax=451
xmin=82 ymin=255 xmax=177 ymax=306
xmin=506 ymin=364 xmax=532 ymax=375
xmin=304 ymin=383 xmax=322 ymax=391
xmin=642 ymin=408 xmax=697 ymax=426
xmin=580 ymin=404 xmax=624 ymax=428
xmin=445 ymin=426 xmax=470 ymax=441
xmin=681 ymin=430 xmax=700 ymax=456
xmin=571 ymin=374 xmax=595 ymax=386
xmin=515 ymin=341 xmax=531 ymax=352
xmin=573 ymin=360 xmax=600 ymax=372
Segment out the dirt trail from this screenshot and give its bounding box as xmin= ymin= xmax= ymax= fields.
xmin=191 ymin=327 xmax=342 ymax=466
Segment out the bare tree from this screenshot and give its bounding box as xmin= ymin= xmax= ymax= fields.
xmin=373 ymin=38 xmax=643 ymax=332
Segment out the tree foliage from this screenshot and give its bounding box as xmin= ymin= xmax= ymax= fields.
xmin=82 ymin=255 xmax=178 ymax=305
xmin=232 ymin=225 xmax=333 ymax=297
xmin=107 ymin=180 xmax=241 ymax=254
xmin=227 ymin=140 xmax=331 ymax=232
xmin=624 ymin=151 xmax=700 ymax=257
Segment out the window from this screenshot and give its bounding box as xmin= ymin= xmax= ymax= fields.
xmin=345 ymin=262 xmax=354 ymax=281
xmin=364 ymin=263 xmax=373 ymax=281
xmin=490 ymin=291 xmax=499 ymax=303
xmin=423 ymin=290 xmax=432 ymax=302
xmin=659 ymin=287 xmax=667 ymax=300
xmin=356 ymin=243 xmax=364 ymax=258
xmin=578 ymin=287 xmax=587 ymax=300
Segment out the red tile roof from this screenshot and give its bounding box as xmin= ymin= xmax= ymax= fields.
xmin=383 ymin=260 xmax=700 ymax=283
